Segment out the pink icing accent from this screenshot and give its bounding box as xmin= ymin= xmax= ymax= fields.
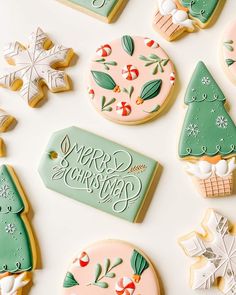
xmin=222 ymin=20 xmax=236 ymax=82
xmin=62 ymin=240 xmax=160 ymax=295
xmin=88 ymin=36 xmax=175 ymax=124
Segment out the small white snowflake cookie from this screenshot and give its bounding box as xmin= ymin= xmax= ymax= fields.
xmin=0 ymin=28 xmax=74 ymax=107
xmin=179 ymin=209 xmax=236 ymax=294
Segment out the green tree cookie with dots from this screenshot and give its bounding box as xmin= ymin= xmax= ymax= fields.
xmin=179 ymin=61 xmax=236 ymax=159
xmin=0 ymin=165 xmax=33 ymax=273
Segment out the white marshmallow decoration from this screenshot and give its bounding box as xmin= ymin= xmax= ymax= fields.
xmin=158 ymin=0 xmax=194 ymax=29
xmin=0 ymin=273 xmax=29 ymax=295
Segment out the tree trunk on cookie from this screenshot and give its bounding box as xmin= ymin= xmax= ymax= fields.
xmin=178 ymin=61 xmax=236 ymax=197
xmin=153 ymin=0 xmax=194 ymax=41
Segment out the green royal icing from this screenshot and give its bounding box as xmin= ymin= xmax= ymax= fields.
xmin=180 ymin=0 xmax=219 ymax=23
xmin=179 ymin=61 xmax=236 ymax=158
xmin=66 ymin=0 xmax=119 ymax=17
xmin=38 ymin=127 xmax=158 ymax=222
xmin=0 ymin=165 xmax=33 ymax=273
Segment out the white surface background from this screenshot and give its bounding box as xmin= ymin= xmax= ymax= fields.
xmin=0 ymin=0 xmax=235 ymax=294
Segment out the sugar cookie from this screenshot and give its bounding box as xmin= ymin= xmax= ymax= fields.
xmin=0 ymin=165 xmax=36 ymax=295
xmin=62 ymin=240 xmax=160 ymax=294
xmin=178 ymin=61 xmax=236 ymax=198
xmin=0 ymin=28 xmax=74 ymax=107
xmin=0 ymin=109 xmax=16 ymax=157
xmin=222 ymin=20 xmax=236 ymax=84
xmin=153 ymin=0 xmax=222 ymax=41
xmin=179 ymin=209 xmax=236 ymax=295
xmin=88 ymin=35 xmax=175 ymax=125
xmin=38 ymin=126 xmax=159 ymax=222
xmin=57 ymin=0 xmax=127 ymax=23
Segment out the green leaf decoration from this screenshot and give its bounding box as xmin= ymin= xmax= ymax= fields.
xmin=143 ymin=104 xmax=161 ymax=113
xmin=139 ymin=54 xmax=169 ymax=74
xmin=111 ymin=257 xmax=123 ymax=268
xmin=94 ymin=59 xmax=117 ymax=70
xmin=136 ymin=80 xmax=162 ymax=104
xmin=94 ymin=282 xmax=108 ymax=288
xmin=88 ymin=257 xmax=123 ymax=289
xmin=122 ymin=35 xmax=134 ymax=56
xmin=105 ymin=272 xmax=115 ymax=278
xmin=226 ymin=58 xmax=236 ymax=67
xmin=149 ymin=54 xmax=160 ymax=60
xmin=63 ymin=272 xmax=79 ymax=288
xmin=122 ymin=86 xmax=134 ymax=98
xmin=94 ymin=264 xmax=102 ymax=282
xmin=104 ymin=258 xmax=110 ymax=273
xmin=224 ymin=40 xmax=234 ymax=52
xmin=91 ymin=71 xmax=116 ymax=90
xmin=106 ymin=61 xmax=117 ymax=66
xmin=101 ymin=96 xmax=116 ymax=112
xmin=131 ymin=250 xmax=149 ymax=282
xmin=129 ymin=86 xmax=134 ymax=98
xmin=101 ymin=96 xmax=106 ymax=108
xmin=139 ymin=55 xmax=150 ymax=61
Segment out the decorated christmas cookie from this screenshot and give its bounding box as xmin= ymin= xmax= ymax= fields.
xmin=88 ymin=35 xmax=175 ymax=125
xmin=153 ymin=0 xmax=221 ymax=41
xmin=0 ymin=28 xmax=74 ymax=107
xmin=0 ymin=165 xmax=36 ymax=295
xmin=179 ymin=209 xmax=236 ymax=295
xmin=178 ymin=61 xmax=236 ymax=198
xmin=38 ymin=126 xmax=159 ymax=222
xmin=62 ymin=240 xmax=160 ymax=295
xmin=222 ymin=20 xmax=236 ymax=84
xmin=57 ymin=0 xmax=127 ymax=23
xmin=0 ymin=109 xmax=16 ymax=157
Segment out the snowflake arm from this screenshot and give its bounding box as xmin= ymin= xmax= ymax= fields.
xmin=179 ymin=209 xmax=236 ymax=294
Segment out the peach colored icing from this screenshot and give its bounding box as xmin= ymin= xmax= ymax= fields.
xmin=222 ymin=20 xmax=236 ymax=82
xmin=88 ymin=36 xmax=175 ymax=124
xmin=62 ymin=240 xmax=160 ymax=294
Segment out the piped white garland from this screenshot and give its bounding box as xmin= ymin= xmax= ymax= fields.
xmin=158 ymin=0 xmax=194 ymax=29
xmin=185 ymin=157 xmax=236 ymax=179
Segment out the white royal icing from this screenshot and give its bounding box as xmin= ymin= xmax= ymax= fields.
xmin=0 ymin=28 xmax=72 ymax=106
xmin=180 ymin=210 xmax=236 ymax=294
xmin=185 ymin=157 xmax=236 ymax=179
xmin=158 ymin=0 xmax=194 ymax=29
xmin=0 ymin=273 xmax=29 ymax=295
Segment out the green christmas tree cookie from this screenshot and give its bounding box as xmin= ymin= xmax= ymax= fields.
xmin=179 ymin=61 xmax=236 ymax=198
xmin=0 ymin=165 xmax=35 ymax=294
xmin=180 ymin=0 xmax=220 ymax=26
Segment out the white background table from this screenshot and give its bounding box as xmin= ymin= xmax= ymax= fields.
xmin=0 ymin=0 xmax=235 ymax=294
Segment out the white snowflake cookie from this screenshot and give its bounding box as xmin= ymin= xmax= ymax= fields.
xmin=0 ymin=28 xmax=74 ymax=107
xmin=179 ymin=209 xmax=236 ymax=294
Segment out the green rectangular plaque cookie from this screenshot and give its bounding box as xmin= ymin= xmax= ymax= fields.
xmin=38 ymin=126 xmax=159 ymax=222
xmin=57 ymin=0 xmax=126 ymax=23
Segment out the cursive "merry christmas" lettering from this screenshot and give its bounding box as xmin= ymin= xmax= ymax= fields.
xmin=51 ymin=135 xmax=142 ymax=213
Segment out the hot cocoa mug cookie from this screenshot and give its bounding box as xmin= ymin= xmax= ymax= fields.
xmin=153 ymin=0 xmax=222 ymax=41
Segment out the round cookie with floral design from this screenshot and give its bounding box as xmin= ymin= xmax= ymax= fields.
xmin=222 ymin=20 xmax=236 ymax=84
xmin=88 ymin=36 xmax=176 ymax=125
xmin=62 ymin=240 xmax=161 ymax=294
